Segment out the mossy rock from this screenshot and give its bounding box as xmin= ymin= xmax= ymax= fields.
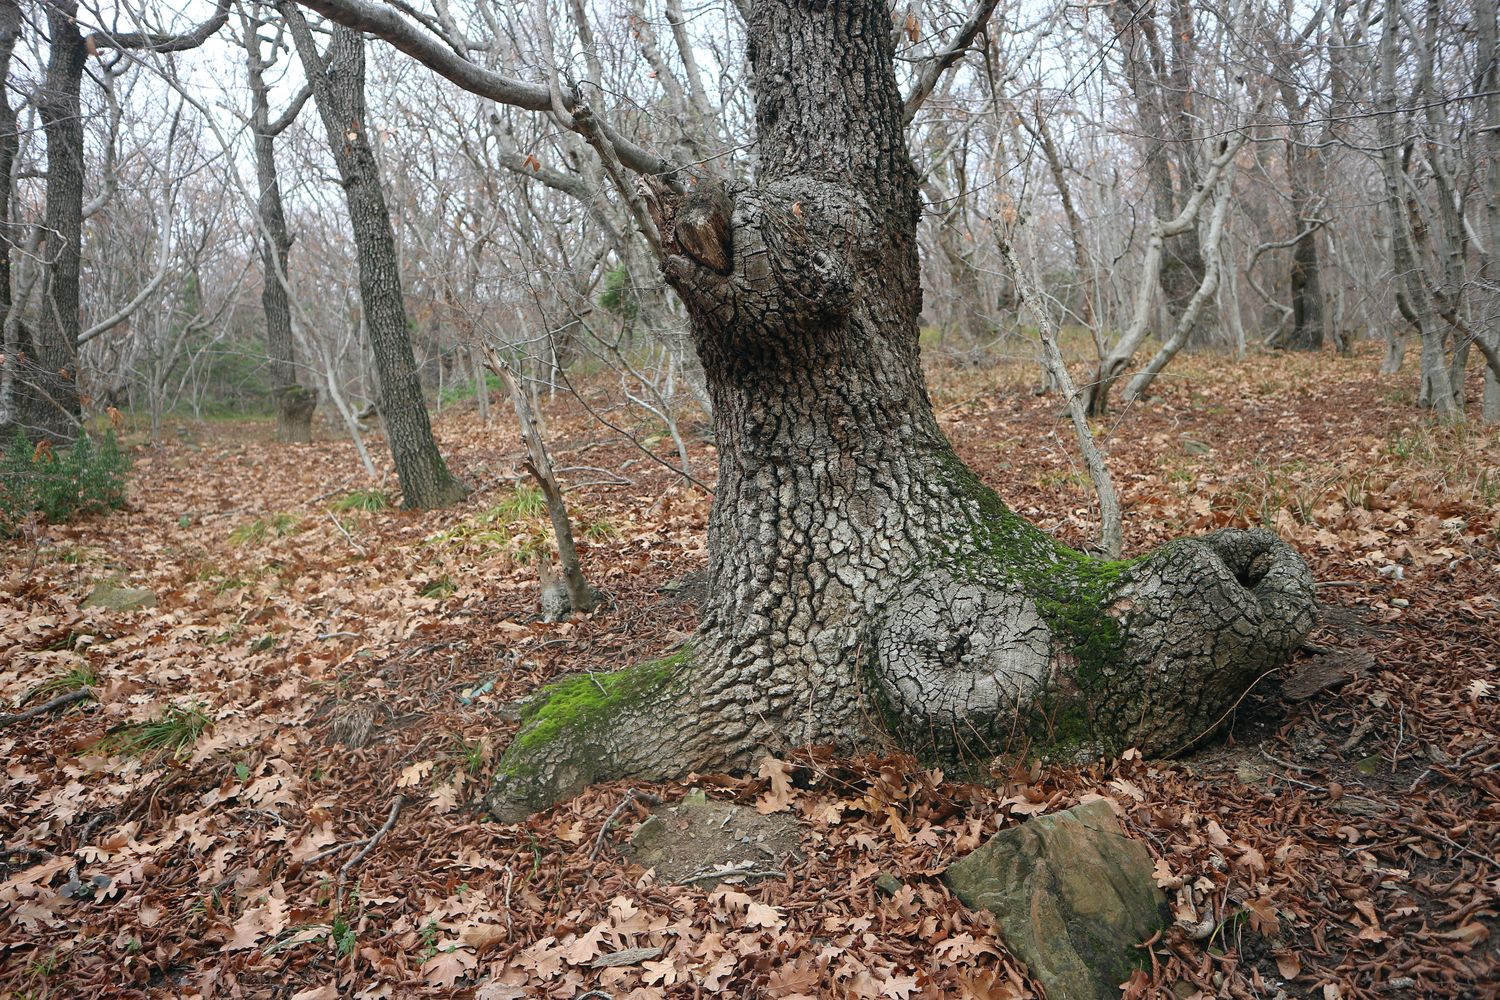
xmin=943 ymin=799 xmax=1165 ymax=1000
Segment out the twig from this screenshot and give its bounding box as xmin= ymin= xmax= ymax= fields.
xmin=674 ymin=866 xmax=784 ymax=885
xmin=342 ymin=796 xmax=403 ymax=875
xmin=1316 ymin=580 xmax=1379 ymax=589
xmin=303 ymin=475 xmax=361 ymax=507
xmin=300 ymin=841 xmax=357 ymax=867
xmin=1393 ymin=818 xmax=1499 ymax=871
xmin=327 ymin=511 xmax=367 ymax=554
xmin=590 ymin=790 xmax=638 ymax=861
xmin=0 ymin=688 xmax=93 ymax=729
xmin=334 ymin=796 xmax=404 ymax=902
xmin=1410 ymin=742 xmax=1495 ymax=792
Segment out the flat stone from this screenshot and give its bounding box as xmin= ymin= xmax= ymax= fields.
xmin=624 ymin=789 xmax=802 ymax=887
xmin=82 ymin=582 xmax=156 ymax=611
xmin=943 ymin=799 xmax=1165 ymax=1000
xmin=1181 ymin=437 xmax=1211 ymax=456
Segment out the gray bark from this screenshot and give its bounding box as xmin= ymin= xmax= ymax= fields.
xmin=244 ymin=9 xmax=316 ymax=444
xmin=482 ymin=0 xmax=1317 ymax=820
xmin=10 ymin=0 xmax=230 ymax=441
xmin=12 ymin=1 xmax=87 ymax=442
xmin=0 ymin=0 xmax=20 ymax=431
xmin=1375 ymin=0 xmax=1461 ymax=420
xmin=282 ymin=7 xmax=467 ymax=506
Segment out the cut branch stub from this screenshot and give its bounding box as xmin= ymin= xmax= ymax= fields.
xmin=870 ymin=570 xmax=1054 ymax=760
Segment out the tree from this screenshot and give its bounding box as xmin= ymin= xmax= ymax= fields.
xmin=10 ymin=0 xmax=90 ymax=441
xmin=280 ymin=4 xmax=467 ymax=508
xmin=298 ymin=0 xmax=1318 ymax=819
xmin=242 ymin=6 xmax=317 ymax=444
xmin=8 ymin=0 xmax=230 ymax=442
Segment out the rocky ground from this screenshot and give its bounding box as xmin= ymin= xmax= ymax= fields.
xmin=2 ymin=344 xmax=1497 ymax=998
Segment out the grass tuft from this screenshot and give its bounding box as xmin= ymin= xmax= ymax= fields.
xmin=492 ymin=484 xmax=546 ymax=520
xmin=20 ymin=665 xmax=99 ymax=707
xmin=330 ymin=489 xmax=391 ymax=513
xmin=97 ymin=703 xmax=212 ymax=760
xmin=229 ymin=513 xmax=300 ymax=545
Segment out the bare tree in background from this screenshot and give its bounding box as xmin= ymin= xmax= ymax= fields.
xmin=281 ymin=3 xmax=467 ymax=506
xmin=242 ymin=5 xmax=317 ymax=443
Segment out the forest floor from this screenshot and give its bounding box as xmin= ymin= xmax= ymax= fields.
xmin=2 ymin=344 xmax=1498 ymax=999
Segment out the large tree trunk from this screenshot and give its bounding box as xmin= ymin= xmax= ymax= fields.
xmin=13 ymin=2 xmax=87 ymax=442
xmin=486 ymin=0 xmax=1317 ymax=821
xmin=283 ymin=9 xmax=466 ymax=506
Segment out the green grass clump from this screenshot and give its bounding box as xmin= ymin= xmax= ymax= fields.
xmin=493 ymin=484 xmax=546 ymax=520
xmin=97 ymin=703 xmax=212 ymax=759
xmin=419 ymin=576 xmax=457 ymax=599
xmin=0 ymin=430 xmax=128 ymax=536
xmin=582 ymin=518 xmax=619 ymax=541
xmin=20 ymin=665 xmax=99 ymax=707
xmin=425 ymin=483 xmax=551 ymax=559
xmin=330 ymin=489 xmax=390 ymax=513
xmin=229 ymin=513 xmax=300 ymax=545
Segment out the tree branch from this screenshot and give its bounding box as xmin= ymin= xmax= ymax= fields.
xmin=87 ymin=0 xmax=232 ymax=52
xmin=903 ymin=0 xmax=1001 ymax=124
xmin=288 ymin=0 xmax=678 ymax=180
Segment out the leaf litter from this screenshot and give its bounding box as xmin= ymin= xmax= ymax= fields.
xmin=2 ymin=346 xmax=1497 ymax=997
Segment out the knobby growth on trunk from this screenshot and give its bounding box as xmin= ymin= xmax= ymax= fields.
xmin=476 ymin=0 xmax=1318 ymax=820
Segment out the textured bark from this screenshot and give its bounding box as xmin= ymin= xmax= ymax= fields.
xmin=12 ymin=2 xmax=87 ymax=441
xmin=0 ymin=0 xmax=20 ymax=430
xmin=245 ymin=13 xmax=316 ymax=444
xmin=1107 ymin=0 xmax=1210 ymax=348
xmin=485 ymin=0 xmax=1318 ymax=821
xmin=1483 ymin=0 xmax=1500 ymax=423
xmin=284 ymin=8 xmax=467 ymax=506
xmin=1283 ymin=148 xmax=1325 ymax=352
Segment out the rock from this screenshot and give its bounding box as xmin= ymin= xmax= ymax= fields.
xmin=1181 ymin=437 xmax=1211 ymax=456
xmin=942 ymin=799 xmax=1165 ymax=1000
xmin=875 ymin=873 xmax=904 ymax=897
xmin=625 ymin=788 xmax=802 ymax=887
xmin=82 ymin=582 xmax=156 ymax=611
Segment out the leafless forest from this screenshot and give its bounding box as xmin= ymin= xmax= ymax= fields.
xmin=2 ymin=0 xmax=1498 ymax=997
xmin=0 ymin=0 xmax=1496 ymax=440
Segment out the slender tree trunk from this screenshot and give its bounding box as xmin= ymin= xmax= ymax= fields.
xmin=0 ymin=0 xmax=20 ymax=432
xmin=485 ymin=346 xmax=597 ymax=616
xmin=1376 ymin=0 xmax=1460 ymax=420
xmin=1027 ymin=103 xmax=1096 ymax=335
xmin=283 ymin=8 xmax=466 ymax=506
xmin=14 ymin=2 xmax=87 ymax=441
xmin=486 ymin=0 xmax=1316 ymax=820
xmin=1283 ymin=146 xmax=1325 ymax=351
xmin=245 ymin=16 xmax=316 ymax=444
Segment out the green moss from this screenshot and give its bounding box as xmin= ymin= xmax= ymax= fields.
xmin=929 ymin=446 xmax=1141 ymax=752
xmin=505 ymin=647 xmax=690 ymax=761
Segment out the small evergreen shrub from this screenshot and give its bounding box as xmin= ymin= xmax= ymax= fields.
xmin=0 ymin=430 xmax=128 ymax=535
